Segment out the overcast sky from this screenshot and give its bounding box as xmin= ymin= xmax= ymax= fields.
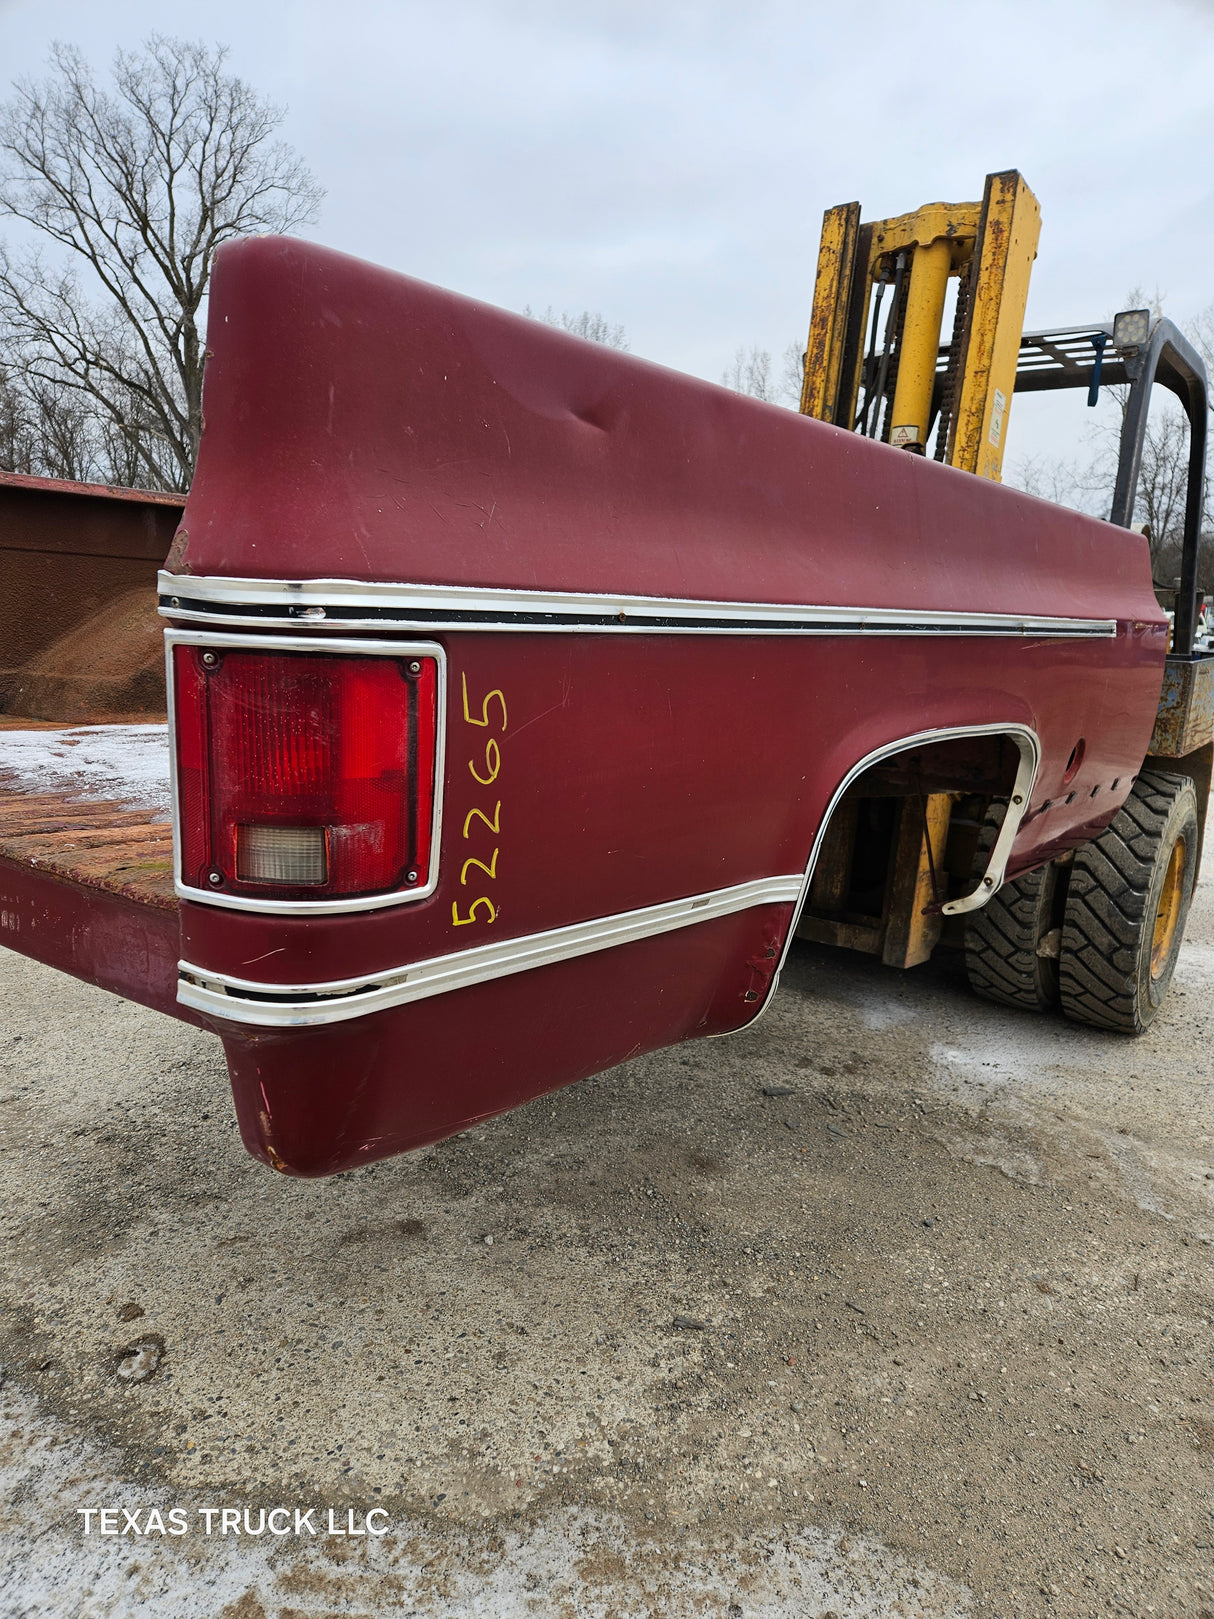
xmin=3 ymin=0 xmax=1214 ymax=475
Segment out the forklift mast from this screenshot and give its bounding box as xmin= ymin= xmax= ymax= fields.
xmin=800 ymin=170 xmax=1040 ymax=479
xmin=796 ymin=172 xmax=1212 ymax=980
xmin=799 ymin=169 xmax=1208 ymax=656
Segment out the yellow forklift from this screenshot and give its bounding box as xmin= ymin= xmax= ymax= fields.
xmin=796 ymin=171 xmax=1211 ymax=1031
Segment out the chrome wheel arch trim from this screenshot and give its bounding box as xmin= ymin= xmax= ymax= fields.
xmin=158 ymin=572 xmax=1118 ymax=640
xmin=733 ymin=721 xmax=1042 ymax=1033
xmin=176 ymin=872 xmax=806 ymax=1028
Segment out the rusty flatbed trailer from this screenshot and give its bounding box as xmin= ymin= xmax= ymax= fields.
xmin=0 ymin=475 xmax=192 ymax=1021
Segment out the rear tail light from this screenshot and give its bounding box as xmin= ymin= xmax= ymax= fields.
xmin=172 ymin=640 xmax=439 ymax=904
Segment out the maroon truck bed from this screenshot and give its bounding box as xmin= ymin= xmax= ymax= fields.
xmin=0 ymin=240 xmax=1170 ymax=1177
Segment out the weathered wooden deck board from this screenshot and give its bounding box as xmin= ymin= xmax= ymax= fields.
xmin=0 ymin=718 xmax=175 ymax=909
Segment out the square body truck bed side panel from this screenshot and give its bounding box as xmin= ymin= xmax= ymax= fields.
xmin=180 ymin=622 xmax=1157 ymax=1175
xmin=162 ymin=239 xmax=1167 ymax=1175
xmin=3 ymin=239 xmax=1172 ymax=1176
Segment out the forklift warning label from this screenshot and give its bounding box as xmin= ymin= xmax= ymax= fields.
xmin=77 ymin=1507 xmax=390 ymax=1537
xmin=988 ymin=388 xmax=1007 ymax=448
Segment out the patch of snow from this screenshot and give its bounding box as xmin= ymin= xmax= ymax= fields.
xmin=1173 ymin=941 xmax=1214 ymax=980
xmin=0 ymin=724 xmax=170 ymax=816
xmin=0 ymin=1379 xmax=972 ymax=1619
xmin=856 ymin=994 xmax=920 ymax=1032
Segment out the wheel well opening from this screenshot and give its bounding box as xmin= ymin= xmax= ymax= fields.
xmin=797 ymin=733 xmax=1022 ymax=969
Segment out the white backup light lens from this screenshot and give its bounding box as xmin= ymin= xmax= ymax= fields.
xmin=236 ymin=826 xmax=328 ymax=886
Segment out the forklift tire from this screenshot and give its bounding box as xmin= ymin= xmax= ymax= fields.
xmin=964 ymin=801 xmax=1063 ymax=1012
xmin=1059 ymin=769 xmax=1198 ymax=1034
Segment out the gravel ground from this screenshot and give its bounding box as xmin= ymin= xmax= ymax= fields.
xmin=2 ymin=875 xmax=1213 ymax=1618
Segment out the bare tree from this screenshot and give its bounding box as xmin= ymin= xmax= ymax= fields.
xmin=1124 ymin=407 xmax=1194 ymax=551
xmin=723 ymin=341 xmax=805 ymax=407
xmin=0 ymin=362 xmax=31 ymax=471
xmin=1012 ymin=398 xmax=1206 ymax=576
xmin=28 ymin=377 xmax=99 ymax=482
xmin=1008 ymin=452 xmax=1085 ymax=510
xmin=1085 ymin=334 xmax=1212 ymax=572
xmin=525 ymin=305 xmax=629 ymax=351
xmin=1006 ymin=293 xmax=1214 ymax=579
xmin=781 ymin=341 xmax=806 ymax=407
xmin=723 ymin=345 xmax=775 ymax=402
xmin=0 ymin=36 xmax=322 ymax=489
xmin=0 ymin=362 xmax=94 ymax=479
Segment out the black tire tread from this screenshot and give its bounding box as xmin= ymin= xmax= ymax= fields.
xmin=1059 ymin=769 xmax=1195 ymax=1034
xmin=965 ymin=802 xmax=1059 ymax=1012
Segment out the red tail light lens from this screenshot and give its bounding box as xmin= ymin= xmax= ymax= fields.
xmin=173 ymin=642 xmax=439 ymax=902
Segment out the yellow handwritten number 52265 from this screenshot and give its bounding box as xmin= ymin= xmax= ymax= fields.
xmin=453 ymin=674 xmax=507 ymax=927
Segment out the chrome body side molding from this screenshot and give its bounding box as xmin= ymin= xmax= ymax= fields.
xmin=177 ymin=873 xmax=806 ymax=1027
xmin=159 ymin=573 xmax=1118 ymax=640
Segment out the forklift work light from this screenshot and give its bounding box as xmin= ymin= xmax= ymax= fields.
xmin=1112 ymin=308 xmax=1151 ymax=351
